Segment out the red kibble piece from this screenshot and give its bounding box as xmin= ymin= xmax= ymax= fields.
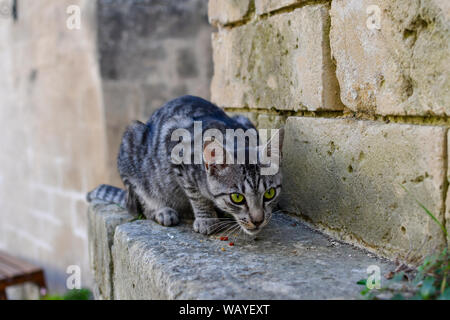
xmin=229 ymin=242 xmax=234 ymax=246
xmin=220 ymin=236 xmax=228 ymax=241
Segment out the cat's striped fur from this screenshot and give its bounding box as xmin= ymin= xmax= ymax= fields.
xmin=87 ymin=95 xmax=282 ymax=235
xmin=86 ymin=184 xmax=126 ymax=208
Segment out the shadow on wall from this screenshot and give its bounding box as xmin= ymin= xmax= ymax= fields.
xmin=97 ymin=0 xmax=214 ymax=186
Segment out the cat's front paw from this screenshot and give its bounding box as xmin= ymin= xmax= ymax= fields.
xmin=193 ymin=217 xmax=220 ymax=235
xmin=154 ymin=207 xmax=180 ymax=226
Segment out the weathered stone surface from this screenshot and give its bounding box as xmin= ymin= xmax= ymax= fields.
xmin=87 ymin=202 xmax=135 ymax=300
xmin=225 ymin=111 xmax=259 ymax=127
xmin=255 ymin=0 xmax=306 ymax=15
xmin=211 ymin=4 xmax=343 ymax=111
xmin=257 ymin=114 xmax=286 ymax=129
xmin=208 ymin=0 xmax=253 ymax=26
xmin=225 ymin=111 xmax=286 ymax=130
xmin=446 ymin=130 xmax=450 ymax=239
xmin=330 ymin=0 xmax=450 ymax=116
xmin=280 ymin=117 xmax=447 ymax=261
xmin=111 ymin=211 xmax=394 ymax=299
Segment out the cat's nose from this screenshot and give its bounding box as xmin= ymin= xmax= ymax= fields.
xmin=251 ymin=218 xmax=264 ymax=228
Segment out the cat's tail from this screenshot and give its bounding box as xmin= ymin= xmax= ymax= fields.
xmin=86 ymin=184 xmax=126 ymax=208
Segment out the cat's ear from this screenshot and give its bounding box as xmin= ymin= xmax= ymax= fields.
xmin=203 ymin=139 xmax=229 ymax=174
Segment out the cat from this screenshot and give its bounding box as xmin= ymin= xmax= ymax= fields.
xmin=87 ymin=95 xmax=283 ymax=236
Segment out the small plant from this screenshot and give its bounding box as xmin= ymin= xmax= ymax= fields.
xmin=359 ymin=248 xmax=449 ymax=300
xmin=357 ymin=185 xmax=449 ymax=300
xmin=41 ymin=288 xmax=92 ymax=300
xmin=130 ymin=212 xmax=146 ymax=222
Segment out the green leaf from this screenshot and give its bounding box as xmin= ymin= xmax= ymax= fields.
xmin=63 ymin=288 xmax=92 ymax=300
xmin=360 ymin=287 xmax=370 ymax=296
xmin=392 ymin=271 xmax=405 ymax=282
xmin=438 ymin=287 xmax=450 ymax=300
xmin=420 ymin=277 xmax=437 ymax=300
xmin=41 ymin=294 xmax=64 ymax=300
xmin=399 ymin=184 xmax=448 ymax=238
xmin=357 ymin=279 xmax=367 ymax=286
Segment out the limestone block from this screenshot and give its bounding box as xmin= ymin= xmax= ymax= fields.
xmin=446 ymin=130 xmax=450 ymax=240
xmin=225 ymin=112 xmax=286 ymax=130
xmin=211 ymin=4 xmax=343 ymax=111
xmin=280 ymin=117 xmax=447 ymax=261
xmin=330 ymin=0 xmax=450 ymax=116
xmin=87 ymin=202 xmax=134 ymax=300
xmin=208 ymin=0 xmax=253 ymax=26
xmin=257 ymin=114 xmax=286 ymax=129
xmin=255 ymin=0 xmax=307 ymax=15
xmin=112 ymin=214 xmax=394 ymax=299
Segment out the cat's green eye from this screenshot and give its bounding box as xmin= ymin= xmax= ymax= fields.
xmin=230 ymin=193 xmax=245 ymax=204
xmin=264 ymin=188 xmax=276 ymax=200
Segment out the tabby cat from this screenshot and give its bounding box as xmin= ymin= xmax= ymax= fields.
xmin=87 ymin=95 xmax=283 ymax=235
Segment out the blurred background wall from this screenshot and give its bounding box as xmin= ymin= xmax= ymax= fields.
xmin=98 ymin=0 xmax=213 ymax=186
xmin=0 ymin=0 xmax=212 ymax=297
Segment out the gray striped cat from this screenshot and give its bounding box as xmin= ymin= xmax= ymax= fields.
xmin=87 ymin=95 xmax=283 ymax=235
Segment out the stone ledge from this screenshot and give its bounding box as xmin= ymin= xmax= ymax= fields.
xmin=87 ymin=202 xmax=135 ymax=300
xmin=88 ymin=203 xmax=395 ymax=299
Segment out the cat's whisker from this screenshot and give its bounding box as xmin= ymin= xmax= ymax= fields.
xmin=270 ymin=210 xmax=285 ymax=216
xmin=229 ymin=225 xmax=240 ymax=237
xmin=208 ymin=220 xmax=235 ymax=228
xmin=234 ymin=227 xmax=252 ymax=243
xmin=213 ymin=224 xmax=236 ymax=235
xmin=207 ymin=218 xmax=237 ymax=233
xmin=231 ymin=226 xmax=243 ymax=239
xmin=239 ymin=228 xmax=251 ymax=243
xmin=224 ymin=224 xmax=240 ymax=239
xmin=214 ymin=218 xmax=236 ymax=220
xmin=210 ymin=221 xmax=236 ymax=234
xmin=216 ymin=222 xmax=238 ymax=236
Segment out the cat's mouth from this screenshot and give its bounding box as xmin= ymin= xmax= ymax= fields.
xmin=242 ymin=227 xmax=261 ymax=236
xmin=238 ymin=221 xmax=264 ymax=235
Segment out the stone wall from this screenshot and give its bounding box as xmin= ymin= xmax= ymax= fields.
xmin=0 ymin=0 xmax=108 ymax=294
xmin=0 ymin=0 xmax=213 ymax=297
xmin=97 ymin=0 xmax=213 ymax=186
xmin=209 ymin=0 xmax=449 ymax=262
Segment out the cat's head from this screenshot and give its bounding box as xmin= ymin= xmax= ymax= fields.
xmin=203 ymin=130 xmax=283 ymax=235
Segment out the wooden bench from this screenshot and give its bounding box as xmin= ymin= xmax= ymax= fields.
xmin=0 ymin=251 xmax=47 ymax=300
